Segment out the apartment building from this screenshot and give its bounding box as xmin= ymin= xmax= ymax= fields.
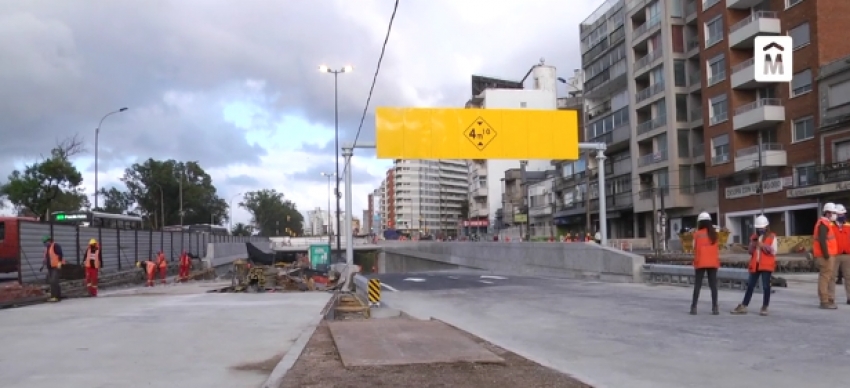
xmin=382 ymin=169 xmax=395 ymax=230
xmin=694 ymin=0 xmax=850 ymax=242
xmin=391 ymin=159 xmax=468 ymax=236
xmin=305 ymin=207 xmax=332 ymax=236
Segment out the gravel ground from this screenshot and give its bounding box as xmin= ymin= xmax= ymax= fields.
xmin=280 ymin=320 xmax=592 ymax=388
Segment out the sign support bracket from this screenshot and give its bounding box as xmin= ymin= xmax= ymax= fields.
xmin=578 ymin=142 xmax=608 ymax=246
xmin=342 ymin=142 xmax=376 ymax=266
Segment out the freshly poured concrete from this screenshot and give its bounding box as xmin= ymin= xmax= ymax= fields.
xmin=0 ymin=282 xmax=330 ymax=388
xmin=383 ymin=276 xmax=850 ymax=388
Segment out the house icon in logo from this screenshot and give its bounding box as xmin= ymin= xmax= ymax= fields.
xmin=754 ymin=36 xmax=793 ymax=83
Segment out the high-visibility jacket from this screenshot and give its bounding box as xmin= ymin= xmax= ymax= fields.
xmin=835 ymin=222 xmax=850 ymax=255
xmin=747 ymin=233 xmax=776 ymax=273
xmin=144 ymin=261 xmax=157 ymax=275
xmin=812 ymin=217 xmax=839 ymax=258
xmin=84 ymin=246 xmax=102 ymax=269
xmin=693 ymin=228 xmax=720 ymax=269
xmin=156 ymin=252 xmax=167 ymax=268
xmin=45 ymin=243 xmax=65 ymax=269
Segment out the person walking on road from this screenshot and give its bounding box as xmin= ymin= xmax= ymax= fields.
xmin=41 ymin=235 xmax=65 ymax=302
xmin=731 ymin=215 xmax=776 ymax=316
xmin=831 ymin=204 xmax=850 ymax=303
xmin=155 ymin=250 xmax=168 ymax=284
xmin=83 ymin=239 xmax=103 ymax=297
xmin=137 ymin=260 xmax=157 ymax=287
xmin=691 ymin=212 xmax=721 ymax=315
xmin=812 ymin=202 xmax=840 ymax=309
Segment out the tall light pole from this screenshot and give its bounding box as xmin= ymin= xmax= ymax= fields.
xmin=321 ymin=172 xmax=335 ymax=244
xmin=94 ymin=107 xmax=128 ymax=210
xmin=152 ymin=182 xmax=165 ymax=230
xmin=319 ymin=64 xmax=352 ymax=255
xmin=229 ymin=192 xmax=242 ymax=231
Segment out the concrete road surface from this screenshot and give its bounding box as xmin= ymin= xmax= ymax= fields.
xmin=382 ymin=273 xmax=850 ymax=388
xmin=0 ymin=282 xmax=330 ymax=388
xmin=369 ymin=270 xmax=542 ymax=292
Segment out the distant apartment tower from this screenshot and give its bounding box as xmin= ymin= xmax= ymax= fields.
xmin=393 ymin=159 xmax=468 ymax=236
xmin=305 ymin=207 xmax=331 ymax=236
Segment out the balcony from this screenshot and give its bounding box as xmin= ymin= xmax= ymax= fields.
xmin=472 ymin=186 xmax=488 ymax=198
xmin=733 ymin=99 xmax=785 ymax=131
xmin=685 ymin=2 xmax=697 ymax=20
xmin=633 ymin=16 xmax=660 ymax=42
xmin=727 ymin=0 xmax=766 ymax=10
xmin=635 ymin=81 xmax=665 ymax=104
xmin=688 ymin=71 xmax=702 ymax=89
xmin=590 ymin=123 xmax=631 ymax=150
xmin=731 ymin=58 xmax=768 ymax=89
xmin=687 ymin=37 xmax=700 ymax=58
xmin=692 ymin=144 xmax=705 ymax=162
xmin=711 ymin=153 xmax=731 ymax=166
xmin=733 ymin=143 xmax=788 ymax=173
xmin=636 ymin=115 xmax=667 ymax=136
xmin=585 ymin=60 xmax=628 ymax=98
xmin=728 ymin=11 xmax=780 ymax=48
xmin=634 ymin=50 xmax=662 ymax=74
xmin=689 ymin=107 xmax=703 ymax=126
xmin=638 ymin=149 xmax=669 ymax=168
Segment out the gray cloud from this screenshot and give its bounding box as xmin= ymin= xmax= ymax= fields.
xmin=287 ymin=162 xmax=378 ymax=186
xmin=223 ymin=174 xmax=260 ymax=187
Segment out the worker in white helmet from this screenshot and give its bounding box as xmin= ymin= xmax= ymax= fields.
xmin=832 ymin=204 xmax=850 ymax=303
xmin=813 ymin=202 xmax=839 ymax=309
xmin=690 ymin=212 xmax=721 ymax=315
xmin=731 ymin=215 xmax=776 ymax=316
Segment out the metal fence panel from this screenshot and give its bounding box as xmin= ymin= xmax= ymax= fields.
xmin=118 ymin=229 xmax=136 ymax=269
xmin=19 ymin=222 xmax=50 ymax=283
xmin=98 ymin=228 xmax=120 ymax=272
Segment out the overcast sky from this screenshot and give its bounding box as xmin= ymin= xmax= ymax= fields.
xmin=0 ymin=0 xmax=603 ymax=225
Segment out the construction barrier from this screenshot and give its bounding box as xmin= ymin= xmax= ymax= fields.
xmin=367 ymin=278 xmax=381 ymax=306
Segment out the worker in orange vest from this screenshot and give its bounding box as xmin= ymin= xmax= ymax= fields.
xmin=137 ymin=260 xmax=158 ymax=287
xmin=41 ymin=235 xmax=66 ymax=302
xmin=690 ymin=212 xmax=720 ymax=315
xmin=731 ymin=215 xmax=776 ymax=316
xmin=833 ymin=205 xmax=850 ymax=292
xmin=813 ymin=202 xmax=840 ymax=309
xmin=83 ymin=239 xmax=103 ymax=297
xmin=155 ymin=250 xmax=168 ymax=284
xmin=178 ymin=251 xmax=191 ymax=282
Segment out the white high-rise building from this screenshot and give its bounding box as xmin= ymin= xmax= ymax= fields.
xmin=305 ymin=208 xmax=335 ymax=236
xmin=392 ymin=159 xmax=468 ymax=236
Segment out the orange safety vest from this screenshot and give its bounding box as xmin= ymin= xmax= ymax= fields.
xmin=693 ymin=228 xmax=720 ymax=269
xmin=156 ymin=252 xmax=167 ymax=268
xmin=145 ymin=261 xmax=157 ymax=275
xmin=835 ymin=223 xmax=850 ymax=255
xmin=812 ymin=218 xmax=839 ymax=258
xmin=179 ymin=253 xmax=191 ymax=267
xmin=45 ymin=243 xmax=65 ymax=269
xmin=747 ymin=233 xmax=776 ymax=273
xmin=84 ymin=246 xmax=101 ymax=269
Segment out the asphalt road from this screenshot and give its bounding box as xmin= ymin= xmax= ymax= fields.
xmin=368 ymin=271 xmax=543 ymax=292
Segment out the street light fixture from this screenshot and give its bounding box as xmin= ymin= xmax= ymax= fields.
xmin=319 ymin=64 xmax=352 ymax=255
xmin=94 ymin=107 xmax=129 ymax=211
xmin=229 ymin=193 xmax=242 ymax=231
xmin=321 ymin=172 xmax=336 ymax=244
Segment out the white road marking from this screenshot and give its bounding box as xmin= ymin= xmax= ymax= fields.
xmin=479 ymin=280 xmax=494 ymax=284
xmin=381 ymin=283 xmax=399 ymax=292
xmin=447 ymin=276 xmax=460 ymax=279
xmin=403 ymin=277 xmax=426 ymax=282
xmin=480 ymin=275 xmax=508 ymax=280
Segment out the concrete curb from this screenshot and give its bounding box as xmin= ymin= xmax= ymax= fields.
xmin=261 ymin=313 xmax=323 ymax=388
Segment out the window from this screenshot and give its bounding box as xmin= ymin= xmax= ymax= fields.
xmin=611 ymin=90 xmax=629 ymax=110
xmin=709 ymin=94 xmax=728 ymax=125
xmin=674 ymin=60 xmax=686 ymax=86
xmin=671 ymin=0 xmax=683 ymax=17
xmin=650 ymin=66 xmax=664 ymax=84
xmin=712 ymin=134 xmax=730 ymax=162
xmin=793 ymin=116 xmax=814 ymax=142
xmin=680 ymin=166 xmax=692 ymax=189
xmin=836 ymin=140 xmax=850 ymax=162
xmin=761 ymin=128 xmax=779 ymax=143
xmin=678 ymin=129 xmax=690 ymax=157
xmin=656 ymin=168 xmax=670 ymax=189
xmin=828 ymin=80 xmax=850 ymax=108
xmin=705 ymin=16 xmax=723 ymax=47
xmin=707 ymin=54 xmax=725 ymax=85
xmin=0 ymin=222 xmax=5 ymax=243
xmin=794 ymin=162 xmax=816 ymax=187
xmin=657 ymin=133 xmax=668 ymax=152
xmin=676 ymin=94 xmax=688 ymax=121
xmin=791 ymin=69 xmax=812 ymax=97
xmin=789 ymin=23 xmax=810 ymax=49
xmin=786 ymin=0 xmax=803 ymax=9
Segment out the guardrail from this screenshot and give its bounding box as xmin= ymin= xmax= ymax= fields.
xmin=353 ymin=274 xmax=382 ymax=306
xmin=643 ymin=264 xmax=762 ymax=291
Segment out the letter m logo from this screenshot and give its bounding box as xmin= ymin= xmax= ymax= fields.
xmin=764 ymin=53 xmax=783 ymax=75
xmin=754 ymin=37 xmax=793 ymax=83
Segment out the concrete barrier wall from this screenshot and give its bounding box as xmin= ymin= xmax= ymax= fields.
xmin=205 ymin=243 xmax=249 ymax=268
xmin=379 ymin=242 xmax=645 ymax=283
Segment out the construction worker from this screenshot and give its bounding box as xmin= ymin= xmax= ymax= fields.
xmin=41 ymin=235 xmax=65 ymax=302
xmin=831 ymin=204 xmax=850 ymax=303
xmin=731 ymin=215 xmax=776 ymax=316
xmin=83 ymin=239 xmax=103 ymax=297
xmin=178 ymin=251 xmax=191 ymax=282
xmin=812 ymin=202 xmax=840 ymax=309
xmin=136 ymin=260 xmax=157 ymax=287
xmin=691 ymin=212 xmax=720 ymax=315
xmin=156 ymin=250 xmax=167 ymax=284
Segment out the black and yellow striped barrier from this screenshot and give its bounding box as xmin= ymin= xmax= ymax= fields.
xmin=367 ymin=278 xmax=381 ymax=306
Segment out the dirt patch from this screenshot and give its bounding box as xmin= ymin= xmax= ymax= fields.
xmin=231 ymin=352 xmax=285 ymax=374
xmin=280 ymin=321 xmax=592 ymax=388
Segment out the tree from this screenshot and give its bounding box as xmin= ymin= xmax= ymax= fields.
xmin=239 ymin=189 xmax=303 ymax=237
xmin=0 ymin=136 xmax=88 ymax=219
xmin=231 ymin=222 xmax=252 ymax=237
xmin=120 ymin=159 xmax=228 ymax=229
xmin=95 ymin=187 xmax=135 ymax=215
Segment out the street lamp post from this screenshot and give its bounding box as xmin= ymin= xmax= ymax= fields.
xmin=152 ymin=183 xmax=165 ymax=230
xmin=94 ymin=107 xmax=128 ymax=210
xmin=321 ymin=172 xmax=336 ymax=245
xmin=229 ymin=193 xmax=242 ymax=231
xmin=319 ymin=64 xmax=352 ymax=255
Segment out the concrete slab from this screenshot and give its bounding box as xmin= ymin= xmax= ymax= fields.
xmin=327 ymin=319 xmax=504 ymax=367
xmin=0 ymin=283 xmax=331 ymax=388
xmin=383 ymin=275 xmax=850 ymax=388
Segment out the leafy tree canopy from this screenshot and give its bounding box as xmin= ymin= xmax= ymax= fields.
xmin=231 ymin=222 xmax=253 ymax=237
xmin=94 ymin=187 xmax=136 ymax=215
xmin=0 ymin=136 xmax=89 ymax=220
xmin=120 ymin=159 xmax=227 ymax=229
xmin=239 ymin=189 xmax=303 ymax=236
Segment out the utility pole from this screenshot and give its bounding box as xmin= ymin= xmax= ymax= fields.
xmin=584 ymin=153 xmax=592 ymax=235
xmin=757 ymin=130 xmax=765 ymax=214
xmin=651 ymin=184 xmax=659 ymax=255
xmin=658 ymin=181 xmax=667 ymax=252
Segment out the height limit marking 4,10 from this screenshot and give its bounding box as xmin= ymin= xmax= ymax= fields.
xmin=464 ymin=116 xmax=497 ymax=151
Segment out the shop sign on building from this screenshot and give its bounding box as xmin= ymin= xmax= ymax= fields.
xmin=725 ymin=177 xmax=792 ymax=199
xmin=787 ymin=180 xmax=850 ymax=198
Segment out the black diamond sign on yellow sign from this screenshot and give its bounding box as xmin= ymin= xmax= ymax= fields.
xmin=465 ymin=116 xmax=497 ymax=151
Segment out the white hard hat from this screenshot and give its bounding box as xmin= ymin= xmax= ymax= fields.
xmin=836 ymin=204 xmax=847 ymax=215
xmin=697 ymin=212 xmax=711 ymax=222
xmin=824 ymin=202 xmax=837 ymax=213
xmin=754 ymin=215 xmax=769 ymax=228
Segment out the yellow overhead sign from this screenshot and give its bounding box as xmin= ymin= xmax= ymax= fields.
xmin=375 ymin=107 xmax=579 ymax=160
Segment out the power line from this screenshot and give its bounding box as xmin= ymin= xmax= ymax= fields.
xmin=343 ymin=0 xmax=399 ymax=175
